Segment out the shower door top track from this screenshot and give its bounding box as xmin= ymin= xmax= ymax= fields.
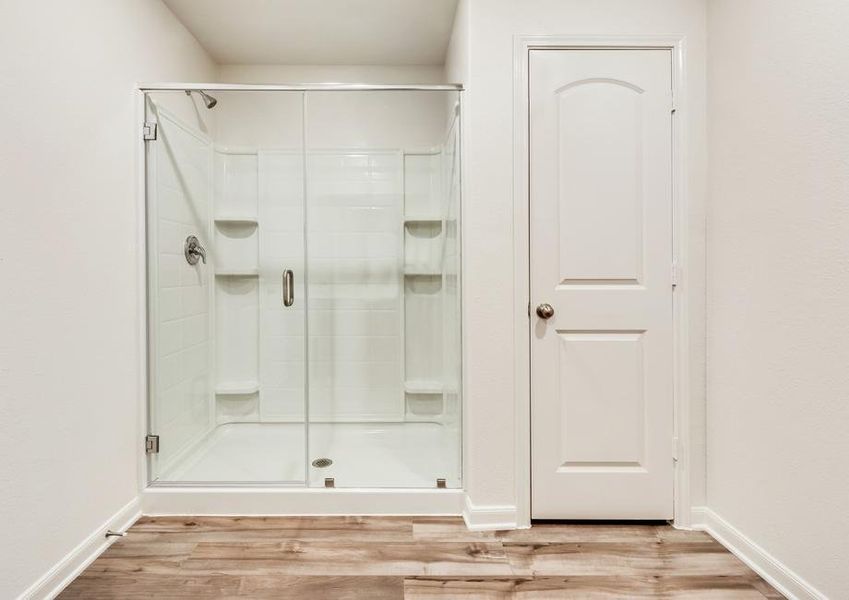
xmin=139 ymin=82 xmax=464 ymax=92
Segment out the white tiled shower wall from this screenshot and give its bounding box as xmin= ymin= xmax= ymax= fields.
xmin=257 ymin=150 xmax=405 ymax=421
xmin=214 ymin=149 xmax=406 ymax=422
xmin=307 ymin=151 xmax=405 ymax=421
xmin=148 ymin=108 xmax=213 ymax=471
xmin=258 ymin=150 xmax=305 ymax=421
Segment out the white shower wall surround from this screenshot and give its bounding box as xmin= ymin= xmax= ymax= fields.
xmin=148 ymin=109 xmax=214 ymax=472
xmin=145 ymin=89 xmax=461 ymax=488
xmin=213 ymin=148 xmax=444 ymax=423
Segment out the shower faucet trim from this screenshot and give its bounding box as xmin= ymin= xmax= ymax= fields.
xmin=184 ymin=235 xmax=207 ymax=265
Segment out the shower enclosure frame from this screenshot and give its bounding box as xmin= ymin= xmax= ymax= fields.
xmin=134 ymin=83 xmax=465 ymax=515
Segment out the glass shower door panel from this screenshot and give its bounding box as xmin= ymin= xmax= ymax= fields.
xmin=145 ymin=90 xmax=307 ymax=484
xmin=304 ymin=90 xmax=462 ymax=489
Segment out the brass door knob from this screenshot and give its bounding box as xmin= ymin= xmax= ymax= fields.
xmin=536 ymin=303 xmax=555 ymax=319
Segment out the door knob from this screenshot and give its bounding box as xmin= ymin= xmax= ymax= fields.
xmin=536 ymin=303 xmax=555 ymax=319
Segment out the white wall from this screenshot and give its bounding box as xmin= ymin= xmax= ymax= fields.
xmin=706 ymin=1 xmax=849 ymax=596
xmin=455 ymin=0 xmax=708 ymax=521
xmin=0 ymin=1 xmax=216 ymax=597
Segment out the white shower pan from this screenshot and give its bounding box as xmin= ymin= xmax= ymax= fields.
xmin=142 ymin=422 xmax=463 ymax=516
xmin=159 ymin=422 xmax=461 ymax=488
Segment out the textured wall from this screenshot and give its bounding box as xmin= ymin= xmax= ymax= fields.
xmin=0 ymin=1 xmax=216 ymax=597
xmin=707 ymin=1 xmax=849 ymax=596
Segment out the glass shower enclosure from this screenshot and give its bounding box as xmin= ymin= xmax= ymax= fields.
xmin=143 ymin=85 xmax=461 ymax=489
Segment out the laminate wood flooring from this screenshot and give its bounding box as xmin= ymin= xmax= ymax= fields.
xmin=58 ymin=517 xmax=783 ymax=599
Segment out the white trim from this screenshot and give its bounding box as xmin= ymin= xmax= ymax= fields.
xmin=142 ymin=487 xmax=464 ymax=516
xmin=691 ymin=507 xmax=827 ymax=600
xmin=462 ymin=496 xmax=520 ymax=531
xmin=16 ymin=498 xmax=141 ymax=600
xmin=512 ymin=35 xmax=693 ymax=526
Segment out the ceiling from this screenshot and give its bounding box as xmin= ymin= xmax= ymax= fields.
xmin=163 ymin=0 xmax=460 ymax=66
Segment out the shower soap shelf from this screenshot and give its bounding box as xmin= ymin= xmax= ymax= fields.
xmin=215 ymin=381 xmax=260 ymax=395
xmin=404 ymin=216 xmax=442 ymax=223
xmin=404 ymin=380 xmax=443 ymax=394
xmin=214 ymin=216 xmax=258 ymax=225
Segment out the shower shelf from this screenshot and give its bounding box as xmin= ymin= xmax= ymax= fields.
xmin=214 ymin=216 xmax=258 ymax=225
xmin=405 ymin=380 xmax=443 ymax=394
xmin=404 ymin=270 xmax=441 ymax=277
xmin=404 ymin=216 xmax=442 ymax=224
xmin=215 ymin=269 xmax=259 ymax=277
xmin=215 ymin=381 xmax=260 ymax=395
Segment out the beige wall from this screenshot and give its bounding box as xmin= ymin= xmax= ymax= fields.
xmin=707 ymin=1 xmax=849 ymax=596
xmin=0 ymin=1 xmax=216 ymax=597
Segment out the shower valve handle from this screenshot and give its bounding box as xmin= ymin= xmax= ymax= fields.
xmin=184 ymin=235 xmax=206 ymax=265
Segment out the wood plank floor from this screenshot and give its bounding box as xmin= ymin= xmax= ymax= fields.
xmin=59 ymin=517 xmax=783 ymax=599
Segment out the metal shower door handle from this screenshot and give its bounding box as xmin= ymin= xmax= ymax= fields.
xmin=283 ymin=269 xmax=294 ymax=307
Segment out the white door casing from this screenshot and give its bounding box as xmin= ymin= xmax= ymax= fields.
xmin=529 ymin=49 xmax=674 ymax=519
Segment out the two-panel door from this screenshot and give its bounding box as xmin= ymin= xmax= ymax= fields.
xmin=530 ymin=49 xmax=674 ymax=519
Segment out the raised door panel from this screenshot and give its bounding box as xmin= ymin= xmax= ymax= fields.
xmin=556 ymin=80 xmax=645 ymax=286
xmin=557 ymin=331 xmax=646 ymax=470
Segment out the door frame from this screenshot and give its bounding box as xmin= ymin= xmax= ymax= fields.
xmin=513 ymin=35 xmax=694 ymax=528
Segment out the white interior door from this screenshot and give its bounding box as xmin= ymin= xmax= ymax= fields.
xmin=529 ymin=49 xmax=674 ymax=519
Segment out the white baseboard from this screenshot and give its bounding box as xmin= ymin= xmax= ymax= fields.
xmin=16 ymin=497 xmax=141 ymax=600
xmin=462 ymin=495 xmax=519 ymax=531
xmin=690 ymin=506 xmax=826 ymax=600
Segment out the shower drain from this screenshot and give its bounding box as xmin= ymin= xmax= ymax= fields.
xmin=311 ymin=457 xmax=333 ymax=468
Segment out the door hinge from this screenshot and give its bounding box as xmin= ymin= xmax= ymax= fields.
xmin=145 ymin=434 xmax=160 ymax=455
xmin=672 ymin=436 xmax=679 ymax=462
xmin=142 ymin=122 xmax=157 ymax=141
xmin=672 ymin=261 xmax=680 ymax=289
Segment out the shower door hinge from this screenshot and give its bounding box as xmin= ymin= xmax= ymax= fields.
xmin=672 ymin=261 xmax=680 ymax=289
xmin=145 ymin=434 xmax=159 ymax=454
xmin=142 ymin=122 xmax=157 ymax=141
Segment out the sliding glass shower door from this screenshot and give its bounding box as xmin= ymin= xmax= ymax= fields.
xmin=144 ymin=86 xmax=461 ymax=489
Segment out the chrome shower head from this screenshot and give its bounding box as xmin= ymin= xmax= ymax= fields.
xmin=185 ymin=89 xmax=218 ymax=109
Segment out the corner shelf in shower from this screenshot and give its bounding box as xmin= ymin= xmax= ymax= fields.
xmin=215 ymin=381 xmax=260 ymax=395
xmin=404 ymin=216 xmax=442 ymax=224
xmin=404 ymin=270 xmax=442 ymax=277
xmin=214 ymin=216 xmax=258 ymax=225
xmin=215 ymin=269 xmax=259 ymax=277
xmin=404 ymin=380 xmax=443 ymax=394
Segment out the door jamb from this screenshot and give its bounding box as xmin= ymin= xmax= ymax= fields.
xmin=513 ymin=35 xmax=692 ymax=528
